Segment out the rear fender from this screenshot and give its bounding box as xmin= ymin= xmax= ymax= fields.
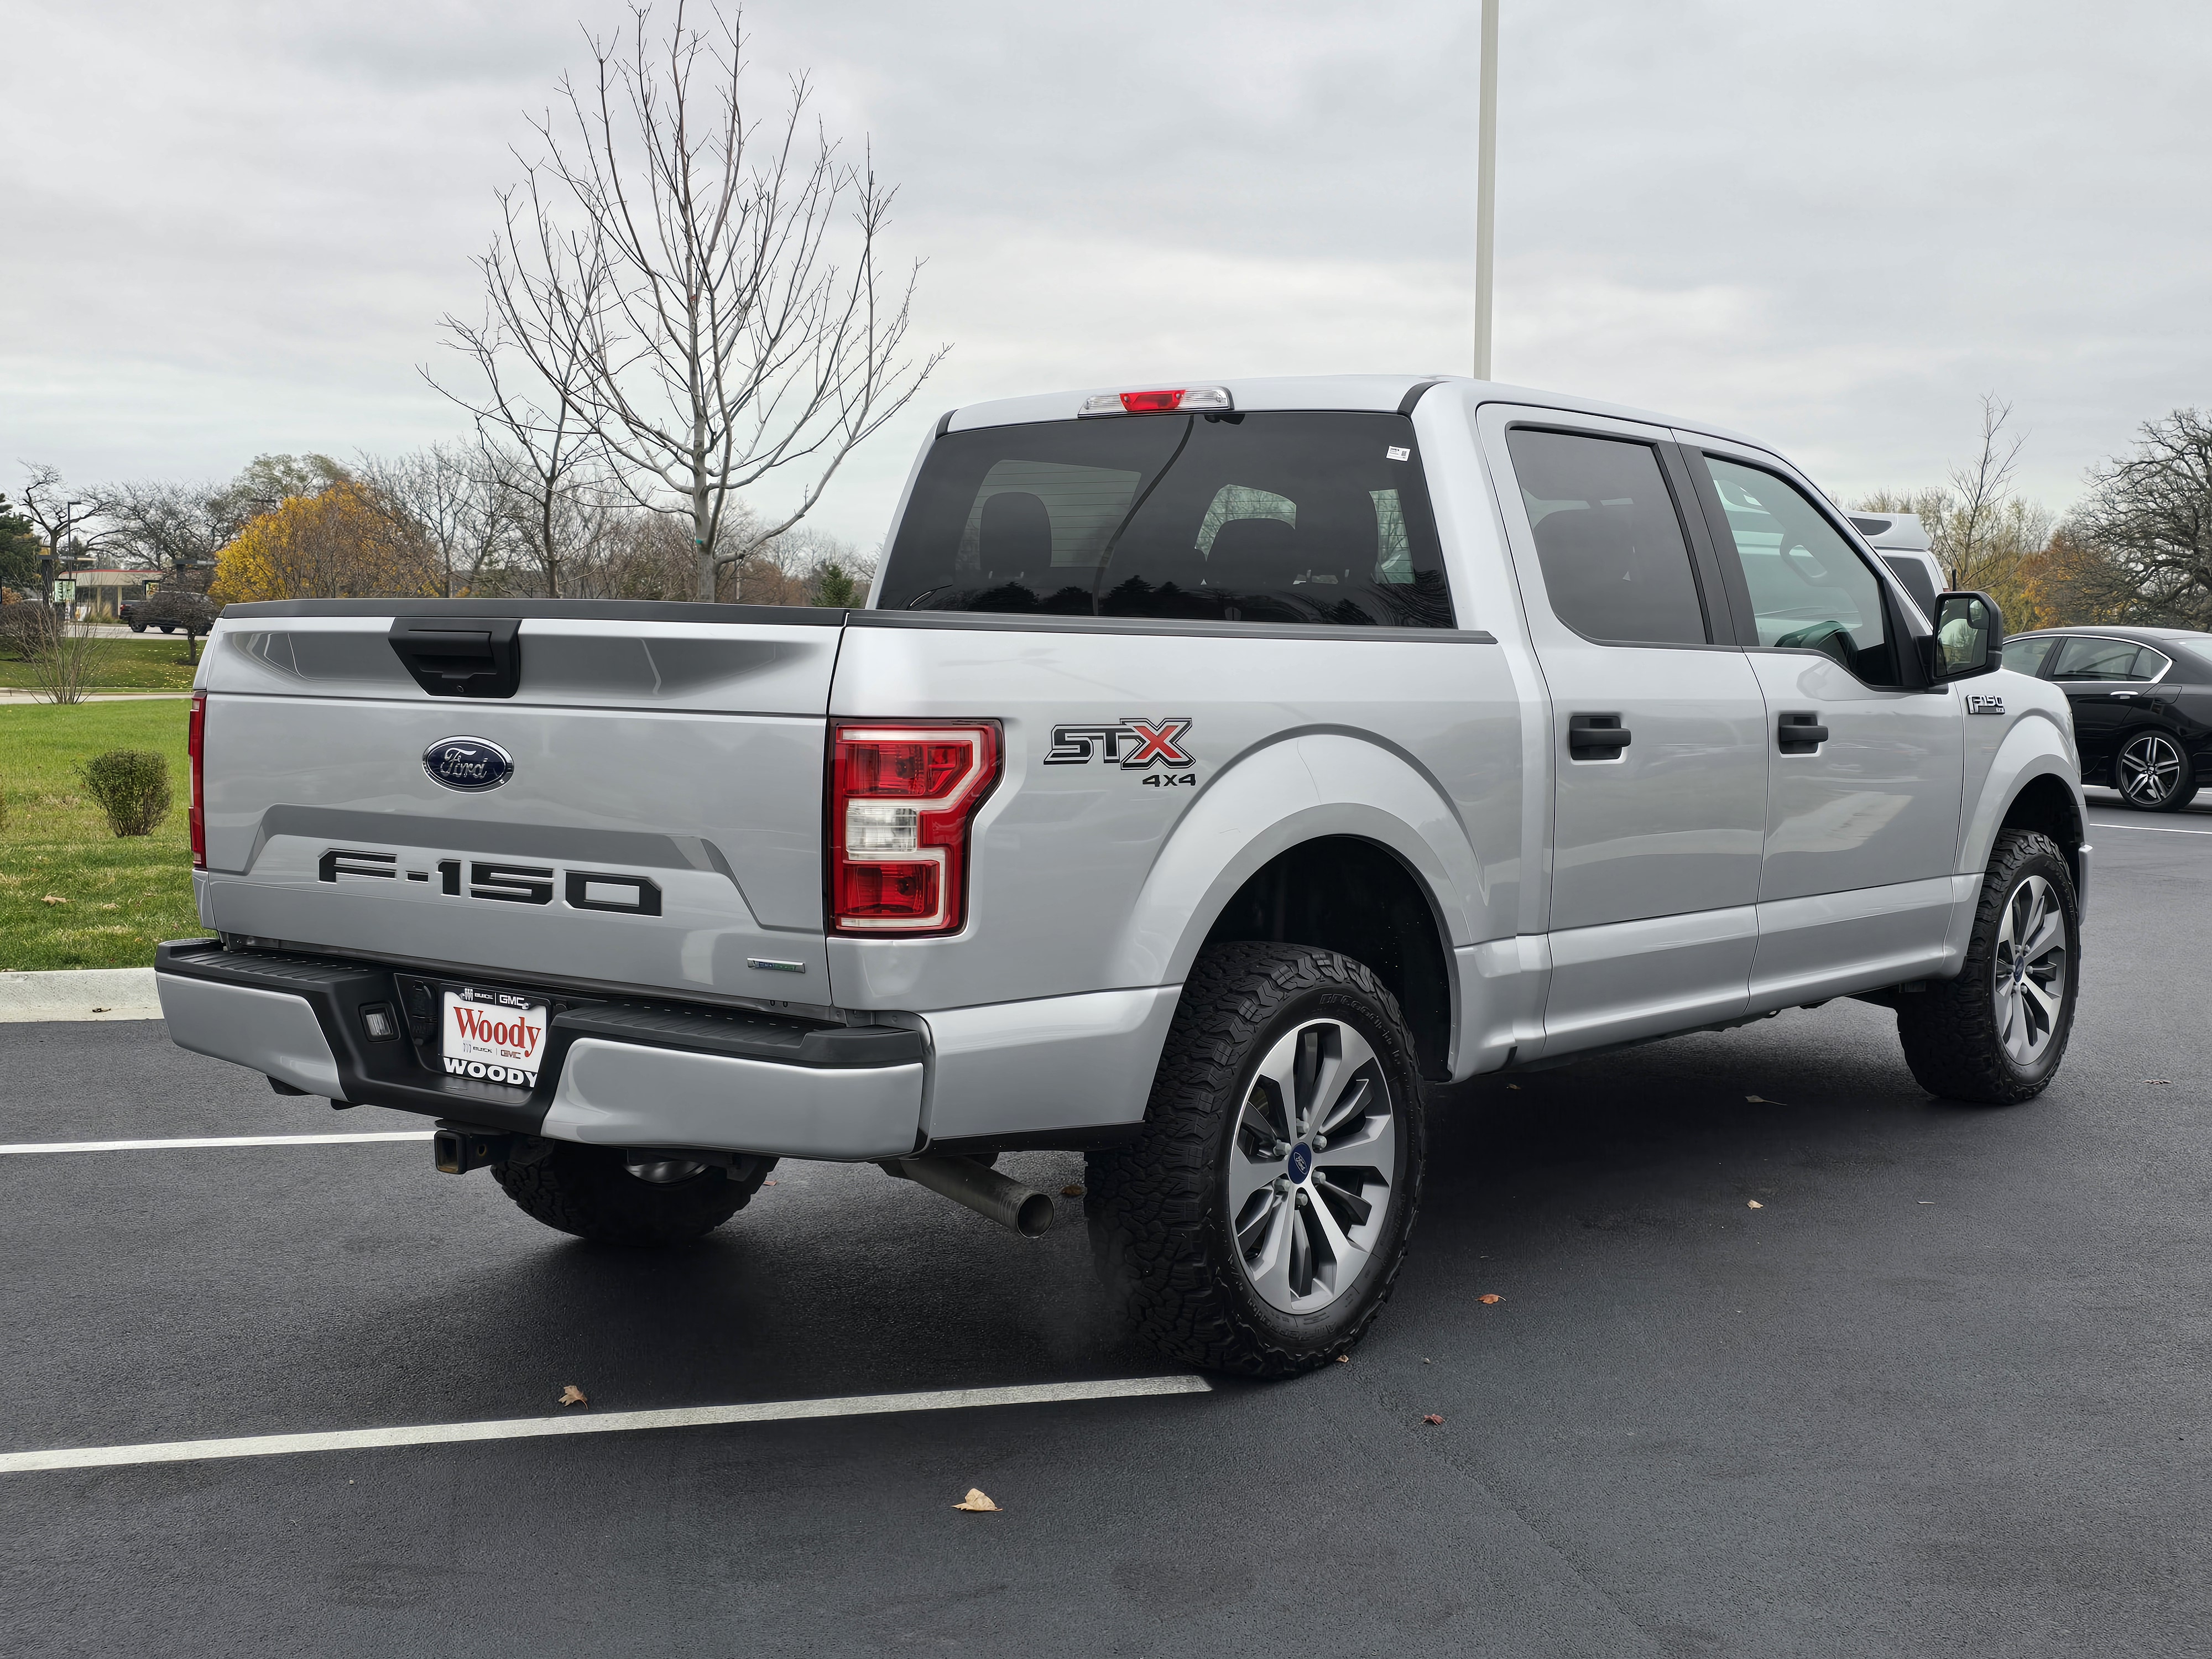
xmin=1109 ymin=732 xmax=1483 ymax=990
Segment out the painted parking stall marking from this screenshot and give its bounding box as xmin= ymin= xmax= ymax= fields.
xmin=0 ymin=1132 xmax=434 ymax=1156
xmin=0 ymin=1376 xmax=1214 ymax=1475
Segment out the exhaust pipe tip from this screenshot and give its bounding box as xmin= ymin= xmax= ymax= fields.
xmin=1011 ymin=1189 xmax=1054 ymax=1239
xmin=885 ymin=1155 xmax=1056 ymax=1238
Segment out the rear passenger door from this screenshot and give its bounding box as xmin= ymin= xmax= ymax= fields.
xmin=1480 ymin=407 xmax=1768 ymax=1052
xmin=1678 ymin=440 xmax=1965 ymax=1006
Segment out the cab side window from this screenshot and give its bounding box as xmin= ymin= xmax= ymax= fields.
xmin=1505 ymin=428 xmax=1710 ymax=645
xmin=1700 ymin=456 xmax=1902 ymax=685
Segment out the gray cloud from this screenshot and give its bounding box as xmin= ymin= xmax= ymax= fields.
xmin=4 ymin=0 xmax=2206 ymax=546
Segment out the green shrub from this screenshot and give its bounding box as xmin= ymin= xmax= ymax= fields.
xmin=77 ymin=749 xmax=173 ymax=837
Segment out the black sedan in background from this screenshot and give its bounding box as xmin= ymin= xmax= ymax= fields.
xmin=2002 ymin=625 xmax=2212 ymax=810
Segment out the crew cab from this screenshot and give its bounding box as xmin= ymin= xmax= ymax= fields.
xmin=157 ymin=375 xmax=2089 ymax=1375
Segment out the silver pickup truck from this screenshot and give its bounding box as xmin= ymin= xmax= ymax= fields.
xmin=158 ymin=374 xmax=2088 ymax=1376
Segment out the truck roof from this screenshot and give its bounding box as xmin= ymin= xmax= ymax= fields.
xmin=942 ymin=373 xmax=1765 ymax=450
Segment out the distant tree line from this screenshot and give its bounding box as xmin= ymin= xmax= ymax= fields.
xmin=6 ymin=442 xmax=875 ymax=610
xmin=1856 ymin=398 xmax=2212 ymax=634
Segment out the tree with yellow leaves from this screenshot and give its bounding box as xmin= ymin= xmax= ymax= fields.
xmin=211 ymin=482 xmax=440 ymax=604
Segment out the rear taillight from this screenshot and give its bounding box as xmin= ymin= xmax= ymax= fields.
xmin=187 ymin=693 xmax=206 ymax=869
xmin=828 ymin=722 xmax=999 ymax=935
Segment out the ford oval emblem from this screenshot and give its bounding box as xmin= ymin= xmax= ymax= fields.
xmin=422 ymin=737 xmax=513 ymax=793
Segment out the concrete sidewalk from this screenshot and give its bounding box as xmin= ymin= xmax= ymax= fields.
xmin=0 ymin=967 xmax=163 ymax=1021
xmin=0 ymin=690 xmax=193 ymax=703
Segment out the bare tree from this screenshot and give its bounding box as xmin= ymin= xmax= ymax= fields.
xmin=103 ymin=478 xmax=253 ymax=594
xmin=2063 ymin=408 xmax=2212 ymax=629
xmin=15 ymin=464 xmax=116 ymax=583
xmin=1942 ymin=394 xmax=2028 ymax=593
xmin=358 ymin=442 xmax=509 ymax=598
xmin=441 ymin=1 xmax=946 ymax=602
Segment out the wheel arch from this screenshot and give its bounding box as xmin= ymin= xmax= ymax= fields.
xmin=1108 ymin=734 xmax=1485 ymax=1081
xmin=1966 ymin=713 xmax=2088 ymax=903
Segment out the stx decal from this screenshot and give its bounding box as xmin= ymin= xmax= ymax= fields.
xmin=1045 ymin=717 xmax=1196 ymax=769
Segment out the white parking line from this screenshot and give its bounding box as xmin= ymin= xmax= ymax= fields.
xmin=2088 ymin=821 xmax=2212 ymax=837
xmin=0 ymin=1376 xmax=1214 ymax=1474
xmin=0 ymin=1131 xmax=434 ymax=1156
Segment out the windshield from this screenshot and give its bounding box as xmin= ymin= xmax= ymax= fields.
xmin=876 ymin=411 xmax=1454 ymax=627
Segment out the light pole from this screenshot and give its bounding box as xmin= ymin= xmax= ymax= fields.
xmin=1473 ymin=0 xmax=1499 ymax=381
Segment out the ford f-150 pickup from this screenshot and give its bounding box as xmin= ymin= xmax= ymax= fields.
xmin=156 ymin=374 xmax=2088 ymax=1375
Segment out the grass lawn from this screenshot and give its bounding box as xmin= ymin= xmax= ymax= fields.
xmin=1 ymin=700 xmax=211 ymax=969
xmin=0 ymin=636 xmax=203 ymax=691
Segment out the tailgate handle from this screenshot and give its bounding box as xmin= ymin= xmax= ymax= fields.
xmin=389 ymin=618 xmax=521 ymax=698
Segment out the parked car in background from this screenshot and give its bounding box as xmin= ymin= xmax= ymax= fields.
xmin=1846 ymin=511 xmax=1944 ymax=619
xmin=2002 ymin=626 xmax=2212 ymax=811
xmin=125 ymin=589 xmax=221 ymax=637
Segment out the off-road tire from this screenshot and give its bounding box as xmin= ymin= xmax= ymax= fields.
xmin=493 ymin=1143 xmax=773 ymax=1245
xmin=1085 ymin=942 xmax=1427 ymax=1378
xmin=1896 ymin=828 xmax=2079 ymax=1104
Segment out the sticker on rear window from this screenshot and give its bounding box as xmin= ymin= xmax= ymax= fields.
xmin=1386 ymin=446 xmax=1411 ymax=461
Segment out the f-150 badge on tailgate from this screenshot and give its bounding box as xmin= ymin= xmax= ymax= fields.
xmin=1046 ymin=717 xmax=1194 ymax=769
xmin=423 ymin=736 xmax=513 ymax=792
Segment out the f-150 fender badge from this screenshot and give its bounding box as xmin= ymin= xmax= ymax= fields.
xmin=423 ymin=736 xmax=513 ymax=791
xmin=1045 ymin=717 xmax=1195 ymax=769
xmin=1965 ymin=694 xmax=2006 ymax=716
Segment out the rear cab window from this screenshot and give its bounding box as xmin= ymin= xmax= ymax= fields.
xmin=877 ymin=411 xmax=1454 ymax=627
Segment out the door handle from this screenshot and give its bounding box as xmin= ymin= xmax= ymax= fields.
xmin=1777 ymin=712 xmax=1829 ymax=754
xmin=1567 ymin=713 xmax=1632 ymax=760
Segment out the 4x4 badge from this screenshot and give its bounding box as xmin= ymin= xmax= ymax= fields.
xmin=1045 ymin=717 xmax=1195 ymax=769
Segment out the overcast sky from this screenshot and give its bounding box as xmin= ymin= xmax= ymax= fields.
xmin=5 ymin=0 xmax=2207 ymax=549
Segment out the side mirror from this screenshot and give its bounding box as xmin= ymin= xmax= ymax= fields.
xmin=1924 ymin=589 xmax=2004 ymax=682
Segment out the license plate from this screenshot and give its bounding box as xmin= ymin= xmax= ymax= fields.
xmin=441 ymin=987 xmax=549 ymax=1087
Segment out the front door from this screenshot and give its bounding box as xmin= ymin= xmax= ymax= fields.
xmin=1682 ymin=444 xmax=1965 ymax=1008
xmin=1483 ymin=409 xmax=1768 ymax=1053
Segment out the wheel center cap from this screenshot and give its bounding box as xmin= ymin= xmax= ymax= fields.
xmin=1286 ymin=1142 xmax=1314 ymax=1182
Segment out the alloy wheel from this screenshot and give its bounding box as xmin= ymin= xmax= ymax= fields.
xmin=1227 ymin=1018 xmax=1397 ymax=1314
xmin=2117 ymin=732 xmax=2184 ymax=806
xmin=1991 ymin=873 xmax=2068 ymax=1067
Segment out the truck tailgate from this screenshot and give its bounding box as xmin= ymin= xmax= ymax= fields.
xmin=196 ymin=611 xmax=838 ymax=1004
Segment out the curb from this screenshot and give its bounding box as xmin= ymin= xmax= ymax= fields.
xmin=0 ymin=968 xmax=163 ymax=1022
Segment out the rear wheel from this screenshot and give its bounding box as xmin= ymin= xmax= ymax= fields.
xmin=493 ymin=1143 xmax=773 ymax=1244
xmin=2115 ymin=730 xmax=2197 ymax=811
xmin=1086 ymin=942 xmax=1426 ymax=1378
xmin=1896 ymin=829 xmax=2079 ymax=1104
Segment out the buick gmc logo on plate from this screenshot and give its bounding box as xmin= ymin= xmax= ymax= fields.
xmin=423 ymin=736 xmax=513 ymax=792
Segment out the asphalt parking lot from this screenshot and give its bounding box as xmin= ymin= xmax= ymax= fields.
xmin=3 ymin=793 xmax=2206 ymax=1658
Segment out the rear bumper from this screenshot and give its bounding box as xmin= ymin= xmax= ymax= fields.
xmin=153 ymin=940 xmax=925 ymax=1160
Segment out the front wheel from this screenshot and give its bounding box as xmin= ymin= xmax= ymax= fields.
xmin=1896 ymin=829 xmax=2079 ymax=1104
xmin=493 ymin=1142 xmax=773 ymax=1244
xmin=129 ymin=621 xmax=147 ymax=633
xmin=2115 ymin=730 xmax=2197 ymax=811
xmin=1086 ymin=943 xmax=1427 ymax=1378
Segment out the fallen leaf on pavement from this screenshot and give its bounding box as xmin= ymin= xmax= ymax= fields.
xmin=1061 ymin=1183 xmax=1084 ymax=1197
xmin=1422 ymin=1414 xmax=1444 ymax=1426
xmin=763 ymin=1179 xmax=776 ymax=1185
xmin=90 ymin=1006 xmax=111 ymax=1013
xmin=1334 ymin=1353 xmax=1350 ymax=1363
xmin=1477 ymin=1293 xmax=1503 ymax=1305
xmin=558 ymin=1385 xmax=587 ymax=1407
xmin=1747 ymin=1200 xmax=1764 ymax=1209
xmin=2145 ymin=1079 xmax=2171 ymax=1086
xmin=953 ymin=1488 xmax=1001 ymax=1512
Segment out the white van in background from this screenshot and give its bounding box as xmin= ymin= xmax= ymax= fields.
xmin=1848 ymin=511 xmax=1944 ymax=619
